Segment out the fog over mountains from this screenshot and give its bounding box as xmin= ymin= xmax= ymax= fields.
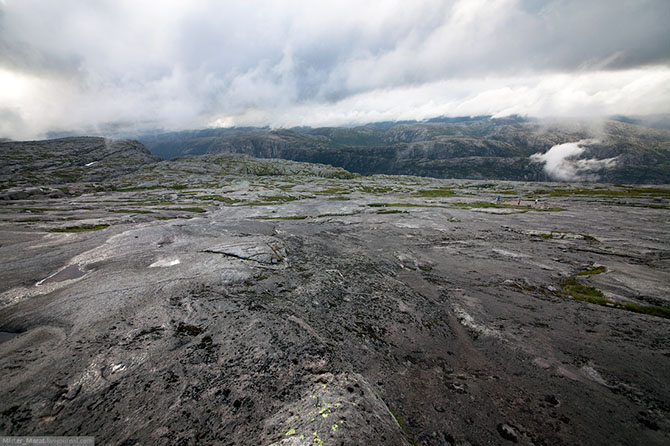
xmin=129 ymin=116 xmax=669 ymax=184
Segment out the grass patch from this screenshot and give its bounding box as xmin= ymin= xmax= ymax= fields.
xmin=195 ymin=195 xmax=242 ymax=204
xmin=412 ymin=187 xmax=455 ymax=197
xmin=387 ymin=405 xmax=419 ymax=446
xmin=535 ymin=187 xmax=670 ymax=198
xmin=315 ymin=187 xmax=350 ymax=195
xmin=560 ymin=278 xmax=609 ymax=305
xmin=622 ymin=303 xmax=670 ymax=319
xmin=255 ymin=215 xmax=308 ymax=220
xmin=316 ymin=212 xmax=356 ymax=218
xmin=368 ymin=202 xmax=446 ymax=208
xmin=357 ymin=185 xmax=394 ymax=194
xmin=258 ymin=195 xmax=300 ymax=202
xmin=377 ymin=209 xmax=407 ymax=214
xmin=159 ymin=207 xmax=207 ymax=213
xmin=576 ymin=265 xmax=607 ymax=276
xmin=50 ymin=224 xmax=110 ymax=233
xmin=559 ymin=277 xmax=670 ymax=319
xmin=108 ymin=209 xmax=154 ymax=214
xmin=111 ymin=184 xmax=163 ymax=192
xmin=453 ymin=201 xmax=563 ymax=211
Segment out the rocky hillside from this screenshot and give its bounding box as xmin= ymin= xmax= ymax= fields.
xmin=0 ymin=137 xmax=159 ymax=198
xmin=139 ymin=118 xmax=670 ymax=184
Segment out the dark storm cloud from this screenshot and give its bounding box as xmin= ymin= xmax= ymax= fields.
xmin=0 ymin=0 xmax=669 ymax=138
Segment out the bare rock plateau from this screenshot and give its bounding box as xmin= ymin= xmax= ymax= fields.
xmin=0 ymin=139 xmax=669 ymax=445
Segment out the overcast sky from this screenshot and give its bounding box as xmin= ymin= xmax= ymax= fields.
xmin=1 ymin=0 xmax=669 ymax=139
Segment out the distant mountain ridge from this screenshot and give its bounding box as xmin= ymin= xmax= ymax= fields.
xmin=136 ymin=118 xmax=670 ymax=184
xmin=0 ymin=137 xmax=159 ymax=190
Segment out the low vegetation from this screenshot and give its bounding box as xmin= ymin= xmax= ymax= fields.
xmin=159 ymin=207 xmax=207 ymax=213
xmin=50 ymin=224 xmax=110 ymax=232
xmin=195 ymin=195 xmax=243 ymax=204
xmin=535 ymin=187 xmax=670 ymax=198
xmin=108 ymin=209 xmax=154 ymax=214
xmin=255 ymin=215 xmax=308 ymax=220
xmin=368 ymin=202 xmax=446 ymax=208
xmin=576 ymin=265 xmax=607 ymax=276
xmin=559 ymin=277 xmax=670 ymax=319
xmin=452 ymin=201 xmax=563 ymax=211
xmin=412 ymin=187 xmax=455 ymax=197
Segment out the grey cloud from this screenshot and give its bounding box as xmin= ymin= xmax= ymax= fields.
xmin=0 ymin=0 xmax=669 ymax=138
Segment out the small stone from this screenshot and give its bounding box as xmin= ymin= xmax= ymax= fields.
xmin=63 ymin=384 xmax=81 ymax=401
xmin=544 ymin=394 xmax=559 ymax=406
xmin=497 ymin=423 xmax=519 ymax=443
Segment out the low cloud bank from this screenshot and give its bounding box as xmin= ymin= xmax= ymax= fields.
xmin=530 ymin=140 xmax=618 ymax=182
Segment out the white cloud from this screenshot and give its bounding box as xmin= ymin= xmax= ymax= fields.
xmin=530 ymin=140 xmax=618 ymax=181
xmin=0 ymin=0 xmax=669 ymax=138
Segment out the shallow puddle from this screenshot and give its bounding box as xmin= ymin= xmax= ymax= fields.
xmin=0 ymin=331 xmax=20 ymax=344
xmin=37 ymin=264 xmax=86 ymax=286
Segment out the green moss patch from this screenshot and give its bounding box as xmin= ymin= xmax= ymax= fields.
xmin=412 ymin=187 xmax=455 ymax=197
xmin=560 ymin=278 xmax=609 ymax=305
xmin=576 ymin=265 xmax=607 ymax=276
xmin=196 ymin=195 xmax=243 ymax=204
xmin=108 ymin=209 xmax=154 ymax=214
xmin=159 ymin=207 xmax=207 ymax=213
xmin=258 ymin=195 xmax=300 ymax=202
xmin=453 ymin=201 xmax=563 ymax=212
xmin=377 ymin=209 xmax=408 ymax=214
xmin=368 ymin=202 xmax=446 ymax=208
xmin=255 ymin=215 xmax=308 ymax=220
xmin=559 ymin=277 xmax=670 ymax=319
xmin=535 ymin=187 xmax=670 ymax=198
xmin=50 ymin=224 xmax=110 ymax=233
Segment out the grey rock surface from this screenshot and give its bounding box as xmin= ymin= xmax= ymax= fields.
xmin=0 ymin=150 xmax=669 ymax=445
